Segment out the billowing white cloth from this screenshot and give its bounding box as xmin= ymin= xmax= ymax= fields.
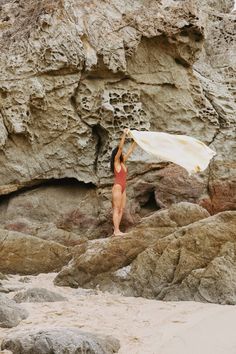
xmin=129 ymin=130 xmax=216 ymax=175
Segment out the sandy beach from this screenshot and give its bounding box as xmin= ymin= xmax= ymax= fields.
xmin=1 ymin=273 xmax=236 ymax=354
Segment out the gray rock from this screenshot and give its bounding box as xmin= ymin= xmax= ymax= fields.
xmin=0 ymin=294 xmax=28 ymax=328
xmin=1 ymin=327 xmax=120 ymax=354
xmin=13 ymin=288 xmax=67 ymax=303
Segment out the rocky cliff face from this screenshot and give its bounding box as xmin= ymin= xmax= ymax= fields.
xmin=194 ymin=0 xmax=236 ymax=213
xmin=0 ymin=0 xmax=235 ymax=236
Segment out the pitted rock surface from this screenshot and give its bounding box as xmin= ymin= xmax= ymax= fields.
xmin=194 ymin=8 xmax=236 ymax=213
xmin=0 ymin=0 xmax=234 ymax=222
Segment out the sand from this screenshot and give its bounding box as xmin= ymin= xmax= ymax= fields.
xmin=1 ymin=273 xmax=236 ymax=354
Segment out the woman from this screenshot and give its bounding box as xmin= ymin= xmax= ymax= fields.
xmin=110 ymin=128 xmax=137 ymax=236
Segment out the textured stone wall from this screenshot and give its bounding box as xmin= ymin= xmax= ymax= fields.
xmin=0 ymin=0 xmax=235 ymax=230
xmin=194 ymin=6 xmax=236 ymax=213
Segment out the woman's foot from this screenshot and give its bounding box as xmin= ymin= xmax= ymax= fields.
xmin=113 ymin=231 xmax=126 ymax=236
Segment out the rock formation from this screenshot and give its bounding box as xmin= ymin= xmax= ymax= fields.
xmin=55 ymin=209 xmax=236 ymax=305
xmin=13 ymin=287 xmax=67 ymax=303
xmin=0 ymin=0 xmax=235 ymax=309
xmin=126 ymin=210 xmax=236 ymax=304
xmin=54 ymin=202 xmax=210 ymax=287
xmin=0 ymin=0 xmax=234 ymax=227
xmin=0 ymin=294 xmax=28 ymax=328
xmin=1 ymin=327 xmax=120 ymax=354
xmin=0 ymin=183 xmax=104 ymax=242
xmin=0 ymin=228 xmax=72 ymax=274
xmin=0 ymin=3 xmax=235 ymax=354
xmin=194 ymin=0 xmax=236 ymax=213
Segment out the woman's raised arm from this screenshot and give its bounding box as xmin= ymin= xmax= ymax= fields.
xmin=115 ymin=128 xmax=129 ymax=161
xmin=124 ymin=140 xmax=137 ymax=161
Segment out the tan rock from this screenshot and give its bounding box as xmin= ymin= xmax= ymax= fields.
xmin=0 ymin=0 xmax=234 ymax=222
xmin=0 ymin=1 xmax=208 ymax=192
xmin=127 ymin=211 xmax=236 ymax=304
xmin=135 ymin=201 xmax=209 ymax=229
xmin=54 ymin=202 xmax=209 ymax=287
xmin=0 ymin=229 xmax=72 ymax=275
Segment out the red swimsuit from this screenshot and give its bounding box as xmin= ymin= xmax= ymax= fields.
xmin=114 ymin=164 xmax=127 ymax=193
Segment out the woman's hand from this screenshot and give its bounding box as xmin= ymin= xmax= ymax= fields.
xmin=123 ymin=128 xmax=130 ymax=135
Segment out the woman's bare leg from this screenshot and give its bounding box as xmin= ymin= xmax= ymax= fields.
xmin=112 ymin=185 xmax=123 ymax=235
xmin=112 ymin=186 xmax=127 ymax=236
xmin=117 ymin=190 xmax=126 ymax=229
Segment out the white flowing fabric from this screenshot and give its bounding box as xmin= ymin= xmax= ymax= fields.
xmin=129 ymin=130 xmax=216 ymax=175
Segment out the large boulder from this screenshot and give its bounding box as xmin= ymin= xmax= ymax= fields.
xmin=0 ymin=294 xmax=28 ymax=328
xmin=1 ymin=327 xmax=120 ymax=354
xmin=54 ymin=202 xmax=209 ymax=287
xmin=0 ymin=229 xmax=72 ymax=274
xmin=62 ymin=210 xmax=236 ymax=305
xmin=137 ymin=202 xmax=210 ymax=229
xmin=125 ymin=211 xmax=236 ymax=304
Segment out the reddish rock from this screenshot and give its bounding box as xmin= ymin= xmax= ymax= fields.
xmin=200 ymin=181 xmax=236 ymax=214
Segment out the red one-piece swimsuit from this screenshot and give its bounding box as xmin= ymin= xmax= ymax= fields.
xmin=114 ymin=164 xmax=127 ymax=193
